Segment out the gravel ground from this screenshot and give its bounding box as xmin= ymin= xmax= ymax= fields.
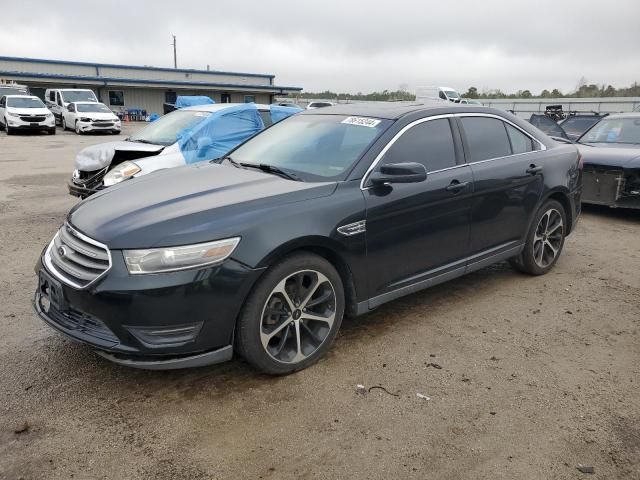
xmin=0 ymin=126 xmax=638 ymax=480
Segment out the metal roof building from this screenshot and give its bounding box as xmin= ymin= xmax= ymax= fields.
xmin=0 ymin=56 xmax=302 ymax=115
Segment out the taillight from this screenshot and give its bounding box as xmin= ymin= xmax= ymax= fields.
xmin=577 ymin=152 xmax=583 ymax=170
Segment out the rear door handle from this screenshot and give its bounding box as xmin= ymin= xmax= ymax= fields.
xmin=526 ymin=164 xmax=543 ymax=175
xmin=446 ymin=180 xmax=470 ymax=192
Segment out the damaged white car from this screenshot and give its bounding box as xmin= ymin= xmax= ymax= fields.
xmin=68 ymin=103 xmax=301 ymax=198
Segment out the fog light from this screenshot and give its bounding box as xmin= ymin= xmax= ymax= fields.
xmin=124 ymin=322 xmax=203 ymax=347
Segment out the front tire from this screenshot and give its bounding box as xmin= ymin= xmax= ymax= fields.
xmin=75 ymin=121 xmax=82 ymax=135
xmin=62 ymin=117 xmax=67 ymax=130
xmin=5 ymin=118 xmax=13 ymax=135
xmin=236 ymin=253 xmax=345 ymax=375
xmin=510 ymin=199 xmax=567 ymax=275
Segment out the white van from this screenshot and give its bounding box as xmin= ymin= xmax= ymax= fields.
xmin=44 ymin=88 xmax=98 ymax=125
xmin=416 ymin=86 xmax=462 ymax=103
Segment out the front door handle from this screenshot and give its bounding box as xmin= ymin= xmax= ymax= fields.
xmin=446 ymin=180 xmax=470 ymax=192
xmin=526 ymin=164 xmax=543 ymax=175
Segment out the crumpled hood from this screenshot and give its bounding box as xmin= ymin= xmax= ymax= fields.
xmin=76 ymin=112 xmax=119 ymax=121
xmin=75 ymin=140 xmax=165 ymax=171
xmin=68 ymin=162 xmax=336 ymax=249
xmin=578 ymin=144 xmax=640 ymax=168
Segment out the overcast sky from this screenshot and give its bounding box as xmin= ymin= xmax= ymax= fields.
xmin=2 ymin=0 xmax=639 ymax=94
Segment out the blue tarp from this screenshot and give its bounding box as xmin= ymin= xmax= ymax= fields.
xmin=177 ymin=104 xmax=265 ymax=164
xmin=175 ymin=96 xmax=215 ymax=109
xmin=270 ymin=104 xmax=302 ymax=123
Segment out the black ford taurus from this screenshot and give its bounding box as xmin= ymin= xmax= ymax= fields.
xmin=34 ymin=103 xmax=582 ymax=374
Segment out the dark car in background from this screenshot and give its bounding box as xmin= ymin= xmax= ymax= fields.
xmin=577 ymin=113 xmax=640 ymax=209
xmin=559 ymin=113 xmax=607 ymax=142
xmin=34 ymin=103 xmax=582 ymax=374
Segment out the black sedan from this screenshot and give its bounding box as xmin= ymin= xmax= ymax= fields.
xmin=577 ymin=113 xmax=640 ymax=209
xmin=34 ymin=103 xmax=582 ymax=374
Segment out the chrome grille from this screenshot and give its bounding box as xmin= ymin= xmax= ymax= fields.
xmin=45 ymin=224 xmax=111 ymax=289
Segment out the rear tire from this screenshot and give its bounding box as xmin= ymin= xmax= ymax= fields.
xmin=509 ymin=199 xmax=567 ymax=275
xmin=236 ymin=252 xmax=345 ymax=375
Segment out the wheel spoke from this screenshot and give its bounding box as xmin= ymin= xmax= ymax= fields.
xmin=272 ymin=278 xmax=296 ymax=313
xmin=302 ymin=311 xmax=335 ymax=328
xmin=292 ymin=320 xmax=305 ymax=363
xmin=304 ymin=289 xmax=332 ymax=309
xmin=545 ymin=240 xmax=558 ymax=257
xmin=299 ymin=272 xmax=329 ymax=309
xmin=261 ymin=317 xmax=292 ymax=349
xmin=534 ymin=240 xmax=544 ymax=265
xmin=272 ymin=324 xmax=291 ymax=356
xmin=300 ymin=321 xmax=324 ymax=347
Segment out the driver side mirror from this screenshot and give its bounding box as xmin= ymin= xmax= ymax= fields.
xmin=369 ymin=162 xmax=427 ymax=186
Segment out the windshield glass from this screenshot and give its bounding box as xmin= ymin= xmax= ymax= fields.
xmin=560 ymin=116 xmax=601 ymax=136
xmin=579 ymin=117 xmax=640 ymax=145
xmin=228 ymin=114 xmax=391 ymax=182
xmin=129 ymin=110 xmax=212 ymax=145
xmin=444 ymin=90 xmax=460 ymax=99
xmin=0 ymin=86 xmax=28 ymax=97
xmin=61 ymin=90 xmax=97 ymax=103
xmin=7 ymin=97 xmax=45 ymax=108
xmin=77 ymin=103 xmax=112 ymax=113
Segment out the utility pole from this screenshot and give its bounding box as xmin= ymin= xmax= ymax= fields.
xmin=172 ymin=35 xmax=177 ymax=69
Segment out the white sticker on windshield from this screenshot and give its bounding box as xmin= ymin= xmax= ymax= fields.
xmin=341 ymin=116 xmax=381 ymax=128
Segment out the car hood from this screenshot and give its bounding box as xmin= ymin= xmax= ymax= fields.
xmin=77 ymin=112 xmax=118 ymax=121
xmin=578 ymin=143 xmax=640 ymax=168
xmin=9 ymin=107 xmax=51 ymax=115
xmin=68 ymin=162 xmax=336 ymax=249
xmin=75 ymin=140 xmax=165 ymax=171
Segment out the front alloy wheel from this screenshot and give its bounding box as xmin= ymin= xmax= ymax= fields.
xmin=261 ymin=270 xmax=336 ymax=364
xmin=236 ymin=253 xmax=344 ymax=374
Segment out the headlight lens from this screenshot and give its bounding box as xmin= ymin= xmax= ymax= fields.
xmin=123 ymin=237 xmax=241 ymax=274
xmin=80 ymin=117 xmax=92 ymax=122
xmin=7 ymin=112 xmax=20 ymax=117
xmin=45 ymin=112 xmax=53 ymax=118
xmin=103 ymin=161 xmax=141 ymax=186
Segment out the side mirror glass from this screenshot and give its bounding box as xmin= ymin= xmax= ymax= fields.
xmin=369 ymin=162 xmax=427 ymax=186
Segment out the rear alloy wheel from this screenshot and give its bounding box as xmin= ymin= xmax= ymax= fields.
xmin=236 ymin=253 xmax=344 ymax=374
xmin=510 ymin=199 xmax=566 ymax=275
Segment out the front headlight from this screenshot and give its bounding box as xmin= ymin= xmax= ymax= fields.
xmin=123 ymin=237 xmax=241 ymax=274
xmin=7 ymin=112 xmax=20 ymax=118
xmin=80 ymin=117 xmax=92 ymax=122
xmin=45 ymin=112 xmax=54 ymax=118
xmin=103 ymin=161 xmax=141 ymax=186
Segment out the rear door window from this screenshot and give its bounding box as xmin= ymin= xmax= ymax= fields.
xmin=460 ymin=117 xmax=511 ymax=162
xmin=505 ymin=123 xmax=535 ymax=154
xmin=382 ymin=119 xmax=456 ymax=172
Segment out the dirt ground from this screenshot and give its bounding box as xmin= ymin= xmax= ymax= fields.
xmin=0 ymin=125 xmax=638 ymax=480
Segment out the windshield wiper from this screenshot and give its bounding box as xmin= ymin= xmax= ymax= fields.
xmin=255 ymin=164 xmax=301 ymax=181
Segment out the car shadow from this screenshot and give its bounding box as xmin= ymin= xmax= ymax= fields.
xmin=581 ymin=203 xmax=640 ymax=223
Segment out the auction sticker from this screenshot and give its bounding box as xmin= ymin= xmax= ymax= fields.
xmin=341 ymin=116 xmax=381 ymax=128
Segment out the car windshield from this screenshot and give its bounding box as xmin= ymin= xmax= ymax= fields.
xmin=310 ymin=102 xmax=332 ymax=108
xmin=579 ymin=117 xmax=640 ymax=145
xmin=560 ymin=116 xmax=601 ymax=136
xmin=444 ymin=90 xmax=459 ymax=99
xmin=7 ymin=97 xmax=45 ymax=108
xmin=77 ymin=103 xmax=112 ymax=113
xmin=0 ymin=87 xmax=28 ymax=97
xmin=228 ymin=114 xmax=391 ymax=182
xmin=61 ymin=90 xmax=97 ymax=103
xmin=129 ymin=110 xmax=212 ymax=145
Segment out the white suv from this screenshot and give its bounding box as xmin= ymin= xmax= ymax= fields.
xmin=0 ymin=95 xmax=56 ymax=135
xmin=62 ymin=102 xmax=121 ymax=135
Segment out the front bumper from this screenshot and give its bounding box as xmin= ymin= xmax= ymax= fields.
xmin=33 ymin=253 xmax=265 ymax=369
xmin=76 ymin=121 xmax=121 ymax=132
xmin=582 ymin=165 xmax=640 ymax=209
xmin=6 ymin=116 xmax=55 ymax=130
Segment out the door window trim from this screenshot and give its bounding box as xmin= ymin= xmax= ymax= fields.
xmin=360 ymin=113 xmax=546 ymax=190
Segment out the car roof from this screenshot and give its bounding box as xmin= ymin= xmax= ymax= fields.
xmin=182 ymin=103 xmax=271 ymax=112
xmin=297 ymin=101 xmax=498 ymax=120
xmin=73 ymin=101 xmax=107 ymax=105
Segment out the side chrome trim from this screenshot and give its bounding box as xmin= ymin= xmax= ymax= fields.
xmin=337 ymin=220 xmax=366 ymax=236
xmin=43 ymin=223 xmax=112 ymax=290
xmin=360 ymin=112 xmax=546 ymax=190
